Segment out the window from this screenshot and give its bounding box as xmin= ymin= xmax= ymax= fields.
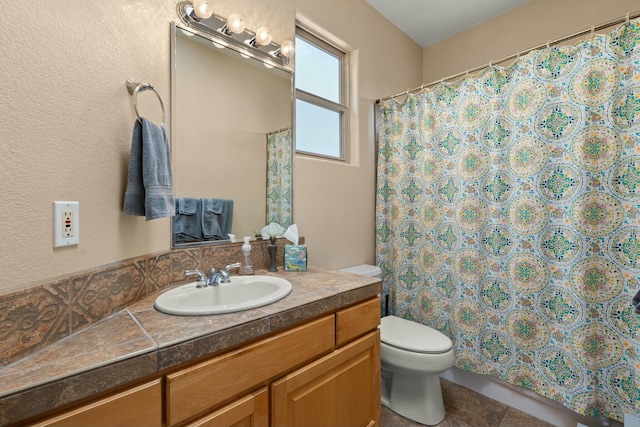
xmin=294 ymin=26 xmax=348 ymax=160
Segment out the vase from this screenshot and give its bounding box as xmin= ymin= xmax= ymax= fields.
xmin=268 ymin=244 xmax=278 ymax=272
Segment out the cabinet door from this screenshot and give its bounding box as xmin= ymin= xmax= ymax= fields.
xmin=271 ymin=331 xmax=380 ymax=427
xmin=36 ymin=379 xmax=162 ymax=427
xmin=187 ymin=387 xmax=268 ymax=427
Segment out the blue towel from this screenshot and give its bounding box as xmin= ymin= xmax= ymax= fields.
xmin=202 ymin=198 xmax=234 ymax=240
xmin=123 ymin=117 xmax=175 ymax=220
xmin=174 ymin=198 xmax=202 ymax=243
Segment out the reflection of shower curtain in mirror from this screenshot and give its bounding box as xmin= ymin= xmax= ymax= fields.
xmin=376 ymin=20 xmax=640 ymax=422
xmin=266 ymin=128 xmax=293 ymax=228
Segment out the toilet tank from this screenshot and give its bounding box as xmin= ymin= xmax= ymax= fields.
xmin=340 ymin=264 xmax=382 ymax=278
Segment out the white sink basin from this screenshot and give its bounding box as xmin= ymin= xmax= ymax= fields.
xmin=154 ymin=275 xmax=292 ymax=316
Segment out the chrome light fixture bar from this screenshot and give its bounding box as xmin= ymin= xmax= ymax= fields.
xmin=176 ymin=1 xmax=292 ymax=69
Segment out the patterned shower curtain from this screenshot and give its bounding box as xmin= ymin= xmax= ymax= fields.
xmin=376 ymin=20 xmax=640 ymax=421
xmin=266 ymin=128 xmax=293 ymax=228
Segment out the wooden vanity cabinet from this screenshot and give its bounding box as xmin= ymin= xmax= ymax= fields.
xmin=170 ymin=297 xmax=381 ymax=427
xmin=33 ymin=296 xmax=380 ymax=427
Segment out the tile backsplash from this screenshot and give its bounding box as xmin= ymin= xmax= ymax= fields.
xmin=0 ymin=238 xmax=297 ymax=367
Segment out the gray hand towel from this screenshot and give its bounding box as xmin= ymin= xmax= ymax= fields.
xmin=123 ymin=117 xmax=175 ymax=220
xmin=177 ymin=198 xmax=199 ymax=215
xmin=202 ymin=198 xmax=234 ymax=240
xmin=174 ymin=198 xmax=202 ymax=242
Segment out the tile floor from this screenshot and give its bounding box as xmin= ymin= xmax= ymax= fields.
xmin=381 ymin=379 xmax=555 ymax=427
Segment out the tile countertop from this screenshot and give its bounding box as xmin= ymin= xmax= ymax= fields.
xmin=0 ymin=266 xmax=382 ymax=426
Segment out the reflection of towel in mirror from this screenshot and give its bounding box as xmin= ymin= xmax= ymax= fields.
xmin=174 ymin=198 xmax=202 ymax=243
xmin=633 ymin=289 xmax=640 ymax=314
xmin=123 ymin=117 xmax=174 ymax=220
xmin=202 ymin=198 xmax=234 ymax=240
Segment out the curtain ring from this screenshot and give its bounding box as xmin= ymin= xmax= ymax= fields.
xmin=440 ymin=78 xmax=444 ymax=85
xmin=465 ymin=69 xmax=469 ymax=78
xmin=626 ymin=12 xmax=630 ymax=25
xmin=516 ymin=50 xmax=520 ymax=60
xmin=546 ymin=40 xmax=551 ymax=49
xmin=590 ymin=25 xmax=595 ymax=38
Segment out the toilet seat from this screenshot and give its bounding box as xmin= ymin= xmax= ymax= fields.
xmin=380 ymin=316 xmax=452 ymax=354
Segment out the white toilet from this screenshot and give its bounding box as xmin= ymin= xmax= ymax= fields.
xmin=380 ymin=315 xmax=454 ymax=425
xmin=341 ymin=264 xmax=455 ymax=426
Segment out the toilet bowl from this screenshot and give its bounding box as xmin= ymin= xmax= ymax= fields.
xmin=380 ymin=315 xmax=454 ymax=426
xmin=339 ymin=264 xmax=455 ymax=426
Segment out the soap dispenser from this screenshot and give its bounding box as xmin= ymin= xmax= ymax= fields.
xmin=240 ymin=236 xmax=254 ymax=275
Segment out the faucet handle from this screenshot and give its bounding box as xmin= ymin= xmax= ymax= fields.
xmin=224 ymin=262 xmax=242 ymax=273
xmin=185 ymin=270 xmax=207 ymax=288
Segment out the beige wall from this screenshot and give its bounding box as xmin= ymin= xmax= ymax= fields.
xmin=0 ymin=0 xmax=420 ymax=295
xmin=0 ymin=1 xmax=175 ymax=295
xmin=294 ymin=0 xmax=423 ymax=270
xmin=423 ymin=0 xmax=639 ymax=83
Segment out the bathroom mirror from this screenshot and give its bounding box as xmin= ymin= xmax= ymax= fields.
xmin=170 ymin=23 xmax=293 ymax=247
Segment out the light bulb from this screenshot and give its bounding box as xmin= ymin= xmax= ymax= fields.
xmin=254 ymin=27 xmax=273 ymax=46
xmin=226 ymin=13 xmax=245 ymax=34
xmin=192 ymin=0 xmax=214 ymax=19
xmin=280 ymin=40 xmax=295 ymax=58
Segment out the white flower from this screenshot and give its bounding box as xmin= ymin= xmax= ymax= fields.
xmin=261 ymin=222 xmax=285 ymax=240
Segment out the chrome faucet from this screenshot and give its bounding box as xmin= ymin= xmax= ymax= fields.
xmin=209 ymin=263 xmax=241 ymax=284
xmin=185 ymin=263 xmax=241 ymax=287
xmin=185 ymin=270 xmax=208 ymax=288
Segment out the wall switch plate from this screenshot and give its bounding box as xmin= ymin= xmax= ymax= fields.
xmin=53 ymin=201 xmax=79 ymax=248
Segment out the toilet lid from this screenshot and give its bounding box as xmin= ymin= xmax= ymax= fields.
xmin=380 ymin=316 xmax=453 ymax=354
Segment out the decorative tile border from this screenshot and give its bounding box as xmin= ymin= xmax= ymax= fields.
xmin=70 ymin=260 xmax=147 ymax=331
xmin=0 ymin=238 xmax=299 ymax=367
xmin=0 ymin=280 xmax=70 ymax=365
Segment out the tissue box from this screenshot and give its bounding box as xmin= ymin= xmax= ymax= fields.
xmin=284 ymin=244 xmax=307 ymax=271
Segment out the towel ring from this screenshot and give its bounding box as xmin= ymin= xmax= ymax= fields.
xmin=126 ymin=79 xmax=166 ymax=127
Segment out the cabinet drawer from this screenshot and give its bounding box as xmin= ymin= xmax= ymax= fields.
xmin=336 ymin=297 xmax=380 ymax=346
xmin=37 ymin=378 xmax=162 ymax=427
xmin=186 ymin=387 xmax=268 ymax=427
xmin=166 ymin=315 xmax=335 ymax=426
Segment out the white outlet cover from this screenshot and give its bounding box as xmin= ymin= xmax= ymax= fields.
xmin=53 ymin=201 xmax=79 ymax=248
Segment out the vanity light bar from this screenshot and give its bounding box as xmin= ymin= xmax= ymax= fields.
xmin=176 ymin=1 xmax=289 ymax=69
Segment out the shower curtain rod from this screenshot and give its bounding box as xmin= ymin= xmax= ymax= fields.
xmin=376 ymin=10 xmax=640 ymax=103
xmin=266 ymin=126 xmax=292 ymax=136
